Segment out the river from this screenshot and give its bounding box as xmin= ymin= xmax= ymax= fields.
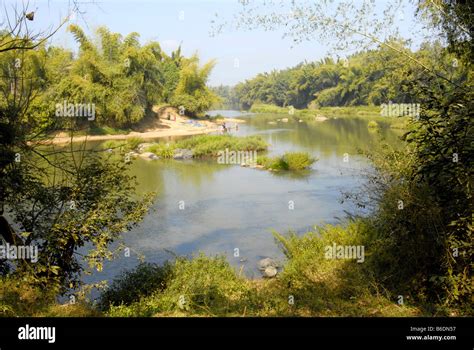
xmin=82 ymin=110 xmax=402 ymax=288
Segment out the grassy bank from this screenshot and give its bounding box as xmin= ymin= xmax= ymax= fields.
xmin=249 ymin=103 xmax=410 ymax=128
xmin=98 ymin=220 xmax=422 ymax=317
xmin=1 ymin=218 xmax=467 ymax=317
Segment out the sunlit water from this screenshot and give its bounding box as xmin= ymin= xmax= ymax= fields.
xmin=81 ymin=111 xmax=402 ymax=289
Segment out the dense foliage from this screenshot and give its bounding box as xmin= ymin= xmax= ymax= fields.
xmin=1 ymin=25 xmax=218 ymax=131
xmin=215 ymin=40 xmax=465 ymax=110
xmin=0 ymin=25 xmax=162 ymax=293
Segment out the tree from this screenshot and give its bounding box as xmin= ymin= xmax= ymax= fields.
xmin=0 ymin=5 xmax=153 ymax=293
xmin=170 ymin=54 xmax=219 ymax=116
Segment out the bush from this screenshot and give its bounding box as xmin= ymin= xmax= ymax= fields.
xmin=106 ymin=254 xmax=251 ymax=316
xmin=99 ymin=263 xmax=172 ymax=310
xmin=270 ymin=221 xmax=422 ymax=316
xmin=283 ymin=152 xmax=316 ymax=170
xmin=0 ymin=277 xmax=55 ymax=316
xmin=359 ymin=118 xmax=473 ymax=312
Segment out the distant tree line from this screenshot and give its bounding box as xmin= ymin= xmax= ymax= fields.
xmin=214 ymin=40 xmax=466 ymax=110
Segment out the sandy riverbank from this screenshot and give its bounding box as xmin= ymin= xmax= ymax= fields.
xmin=46 ymin=115 xmax=245 ymax=145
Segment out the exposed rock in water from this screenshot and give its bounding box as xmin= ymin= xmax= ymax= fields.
xmin=263 ymin=266 xmax=278 ymax=278
xmin=258 ymin=257 xmax=278 ymax=278
xmin=173 ymin=148 xmax=194 ymax=159
xmin=281 ymin=118 xmax=289 ymax=122
xmin=258 ymin=257 xmax=277 ymax=270
xmin=251 ymin=164 xmax=265 ymax=169
xmin=139 ymin=152 xmax=159 ymax=160
xmin=315 ymin=114 xmax=328 ymax=122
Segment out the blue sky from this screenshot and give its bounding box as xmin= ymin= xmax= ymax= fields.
xmin=2 ymin=0 xmax=427 ymax=86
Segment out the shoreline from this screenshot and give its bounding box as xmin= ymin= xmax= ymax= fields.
xmin=45 ymin=117 xmax=245 ymax=145
xmin=49 ymin=126 xmax=220 ymax=145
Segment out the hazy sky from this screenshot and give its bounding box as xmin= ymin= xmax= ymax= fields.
xmin=2 ymin=0 xmax=427 ymax=86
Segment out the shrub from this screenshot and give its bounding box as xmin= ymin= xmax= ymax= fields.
xmin=270 ymin=221 xmax=421 ymax=316
xmin=258 ymin=152 xmax=316 ymax=171
xmin=106 ymin=254 xmax=251 ymax=316
xmin=99 ymin=263 xmax=172 ymax=310
xmin=283 ymin=152 xmax=316 ymax=170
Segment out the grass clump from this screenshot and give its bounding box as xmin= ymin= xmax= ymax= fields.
xmin=249 ymin=103 xmax=409 ymax=129
xmin=250 ymin=103 xmax=381 ymax=119
xmin=257 ymin=152 xmax=316 ymax=171
xmin=250 ymin=103 xmax=291 ymax=114
xmin=125 ymin=137 xmax=143 ymax=151
xmin=101 ymin=137 xmax=143 ymax=152
xmin=367 ymin=120 xmax=379 ymax=129
xmin=145 ymin=143 xmax=176 ymax=158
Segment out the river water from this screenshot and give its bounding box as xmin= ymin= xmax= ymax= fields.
xmin=82 ymin=110 xmax=402 ymax=287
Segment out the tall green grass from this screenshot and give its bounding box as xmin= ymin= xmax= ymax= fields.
xmin=101 ymin=137 xmax=143 ymax=152
xmin=146 ymin=143 xmax=176 ymax=158
xmin=257 ymin=152 xmax=316 ymax=171
xmin=249 ymin=103 xmax=408 ymax=129
xmin=250 ymin=103 xmax=380 ymax=117
xmin=98 ymin=220 xmax=423 ymax=317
